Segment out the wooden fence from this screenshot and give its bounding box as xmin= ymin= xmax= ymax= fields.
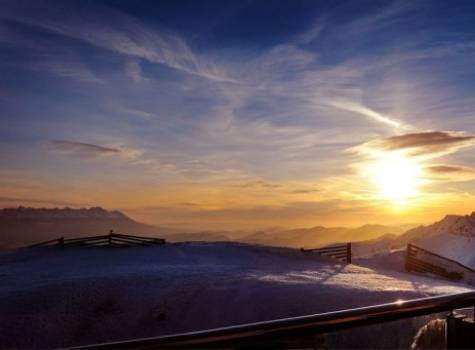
xmin=301 ymin=243 xmax=351 ymax=263
xmin=405 ymin=243 xmax=475 ymax=283
xmin=29 ymin=231 xmax=166 ymax=248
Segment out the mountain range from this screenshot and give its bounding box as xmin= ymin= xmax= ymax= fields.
xmin=0 ymin=206 xmax=169 ymax=248
xmin=0 ymin=206 xmax=411 ymax=249
xmin=1 ymin=206 xmax=475 ymax=251
xmin=240 ymin=224 xmax=416 ymax=248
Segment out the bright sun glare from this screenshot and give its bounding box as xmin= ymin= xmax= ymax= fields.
xmin=369 ymin=152 xmax=422 ymax=203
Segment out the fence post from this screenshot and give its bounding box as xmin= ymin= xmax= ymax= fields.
xmin=347 ymin=243 xmax=352 ymax=264
xmin=405 ymin=244 xmax=412 ymax=272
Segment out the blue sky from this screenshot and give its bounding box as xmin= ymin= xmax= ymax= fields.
xmin=1 ymin=0 xmax=475 ymax=229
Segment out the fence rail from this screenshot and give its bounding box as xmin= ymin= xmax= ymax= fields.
xmin=28 ymin=231 xmax=166 ymax=248
xmin=405 ymin=244 xmax=475 ymax=282
xmin=301 ymin=242 xmax=351 ymax=263
xmin=66 ymin=291 xmax=475 ymax=349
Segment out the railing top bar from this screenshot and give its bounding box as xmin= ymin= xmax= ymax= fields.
xmin=66 ymin=291 xmax=475 ymax=350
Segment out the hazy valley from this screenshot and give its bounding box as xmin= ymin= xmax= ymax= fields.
xmin=0 ymin=206 xmax=416 ymax=249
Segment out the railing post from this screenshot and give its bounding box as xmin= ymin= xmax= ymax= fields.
xmin=446 ymin=312 xmax=466 ymax=349
xmin=347 ymin=243 xmax=352 ymax=264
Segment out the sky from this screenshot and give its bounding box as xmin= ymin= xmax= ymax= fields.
xmin=1 ymin=0 xmax=475 ymax=230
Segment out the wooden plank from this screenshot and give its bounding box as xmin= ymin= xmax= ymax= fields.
xmin=304 ymin=245 xmax=347 ymax=251
xmin=114 ymin=233 xmax=164 ymax=242
xmin=303 ymin=247 xmax=347 ymax=254
xmin=63 ymin=235 xmax=109 ymax=243
xmin=406 ymin=258 xmax=461 ymax=280
xmin=301 ymin=243 xmax=351 ymax=264
xmin=112 ymin=234 xmax=155 ymax=243
xmin=317 ymin=251 xmax=348 ymax=257
xmin=110 ymin=237 xmax=152 ymax=246
xmin=409 ymin=244 xmax=475 ymax=274
xmin=28 ymin=237 xmax=62 ymax=247
xmin=63 ymin=239 xmax=110 ymax=247
xmin=406 ymin=244 xmax=471 ymax=283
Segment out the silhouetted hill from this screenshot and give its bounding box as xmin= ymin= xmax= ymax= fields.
xmin=0 ymin=206 xmax=170 ymax=248
xmin=241 ymin=224 xmax=415 ymax=248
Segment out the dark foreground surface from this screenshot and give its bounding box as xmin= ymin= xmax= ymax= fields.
xmin=0 ymin=242 xmax=471 ymax=348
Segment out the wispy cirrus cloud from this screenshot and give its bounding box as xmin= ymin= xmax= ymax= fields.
xmin=124 ymin=59 xmax=147 ymax=83
xmin=236 ymin=181 xmax=281 ymax=189
xmin=0 ymin=23 xmax=102 ymax=83
xmin=326 ymin=100 xmax=407 ymax=129
xmin=0 ymin=1 xmax=235 ymax=83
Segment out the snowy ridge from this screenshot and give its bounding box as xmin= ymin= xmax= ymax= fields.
xmin=0 ymin=206 xmax=129 ymax=220
xmin=390 ymin=212 xmax=475 ymax=269
xmin=403 ymin=212 xmax=475 ymax=241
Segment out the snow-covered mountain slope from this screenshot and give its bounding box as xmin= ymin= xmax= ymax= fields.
xmin=393 ymin=212 xmax=475 ymax=268
xmin=401 ymin=212 xmax=475 ymax=242
xmin=355 ymin=212 xmax=475 ymax=261
xmin=0 ymin=242 xmax=471 ymax=349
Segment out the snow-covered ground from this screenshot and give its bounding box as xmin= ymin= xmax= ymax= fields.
xmin=0 ymin=242 xmax=472 ymax=349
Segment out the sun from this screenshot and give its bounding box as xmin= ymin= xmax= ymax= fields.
xmin=368 ymin=152 xmax=422 ymax=202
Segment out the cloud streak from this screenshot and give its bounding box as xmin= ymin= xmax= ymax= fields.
xmin=426 ymin=165 xmax=475 ymax=182
xmin=48 ymin=140 xmax=121 ymax=157
xmin=361 ymin=131 xmax=475 ymax=158
xmin=327 ymin=100 xmax=406 ymax=129
xmin=0 ymin=196 xmax=76 ymax=206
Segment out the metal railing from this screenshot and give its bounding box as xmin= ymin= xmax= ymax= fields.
xmin=67 ymin=291 xmax=475 ymax=349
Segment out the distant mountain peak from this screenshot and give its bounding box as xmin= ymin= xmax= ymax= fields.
xmin=0 ymin=206 xmax=130 ymax=220
xmin=0 ymin=206 xmax=172 ymax=249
